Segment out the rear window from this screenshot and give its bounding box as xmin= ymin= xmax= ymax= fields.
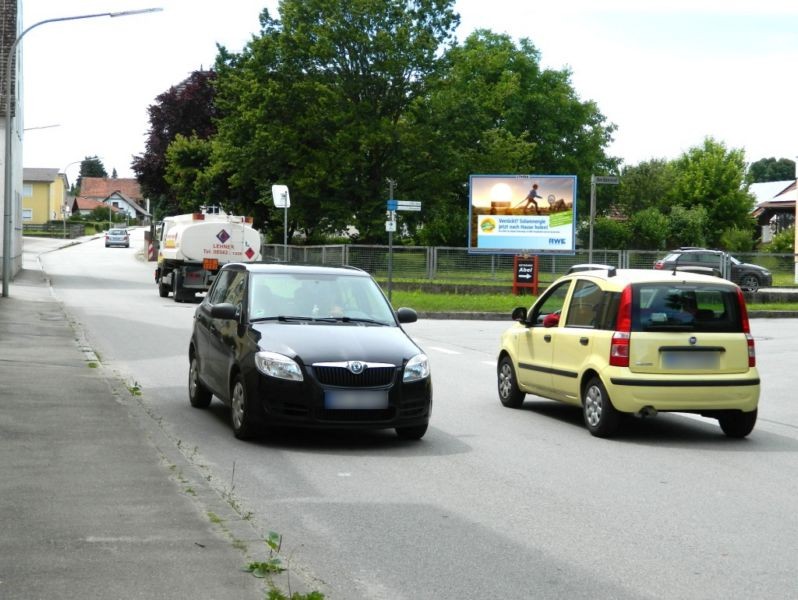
xmin=632 ymin=283 xmax=743 ymax=333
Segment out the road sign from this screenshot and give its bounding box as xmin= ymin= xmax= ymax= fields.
xmin=593 ymin=176 xmax=619 ymax=185
xmin=386 ymin=200 xmax=398 ymax=211
xmin=385 ymin=220 xmax=397 ymax=232
xmin=395 ymin=200 xmax=421 ymax=211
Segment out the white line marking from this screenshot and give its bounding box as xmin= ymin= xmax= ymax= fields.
xmin=428 ymin=346 xmax=461 ymax=355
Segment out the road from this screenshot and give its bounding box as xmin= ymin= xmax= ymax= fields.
xmin=36 ymin=229 xmax=798 ymax=600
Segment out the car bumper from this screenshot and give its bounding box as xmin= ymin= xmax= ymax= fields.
xmin=604 ymin=372 xmax=759 ymax=413
xmin=246 ymin=370 xmax=432 ymax=430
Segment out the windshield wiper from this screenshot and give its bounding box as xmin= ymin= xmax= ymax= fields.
xmin=250 ymin=315 xmax=337 ymax=323
xmin=336 ymin=316 xmax=389 ymax=325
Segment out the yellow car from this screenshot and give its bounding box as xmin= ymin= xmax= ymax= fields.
xmin=497 ymin=267 xmax=760 ymax=438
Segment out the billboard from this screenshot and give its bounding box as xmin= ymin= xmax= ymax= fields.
xmin=468 ymin=174 xmax=577 ymax=254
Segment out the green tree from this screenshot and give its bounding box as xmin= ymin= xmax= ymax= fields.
xmin=628 ymin=207 xmax=669 ymax=249
xmin=132 ymin=70 xmax=219 ymax=220
xmin=577 ymin=216 xmax=630 ymax=249
xmin=671 ymin=137 xmax=755 ymax=247
xmin=766 ymin=225 xmax=795 ymax=253
xmin=747 ymin=157 xmax=795 ymax=183
xmin=210 ymin=0 xmax=459 ymax=243
xmin=614 ymin=159 xmax=676 ymax=216
xmin=416 ymin=30 xmax=617 ymax=242
xmin=666 ymin=205 xmax=708 ymax=248
xmin=76 ymin=156 xmax=107 ymax=194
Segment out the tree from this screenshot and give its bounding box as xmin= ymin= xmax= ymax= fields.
xmin=132 ymin=69 xmax=219 ymax=219
xmin=75 ymin=156 xmax=107 ymax=195
xmin=628 ymin=207 xmax=669 ymax=249
xmin=417 ymin=31 xmax=617 ymax=242
xmin=666 ymin=205 xmax=708 ymax=248
xmin=747 ymin=157 xmax=795 ymax=183
xmin=671 ymin=137 xmax=755 ymax=247
xmin=614 ymin=159 xmax=677 ymax=217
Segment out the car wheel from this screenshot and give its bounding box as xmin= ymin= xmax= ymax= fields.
xmin=497 ymin=356 xmax=525 ymax=408
xmin=231 ymin=373 xmax=258 ymax=440
xmin=738 ymin=274 xmax=760 ymax=293
xmin=188 ymin=354 xmax=212 ymax=408
xmin=395 ymin=424 xmax=428 ymax=440
xmin=583 ymin=377 xmax=621 ymax=437
xmin=718 ymin=409 xmax=757 ymax=438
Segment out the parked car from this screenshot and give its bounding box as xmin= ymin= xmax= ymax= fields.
xmin=653 ymin=248 xmax=772 ymax=292
xmin=189 ymin=263 xmax=432 ymax=440
xmin=497 ymin=266 xmax=760 ymax=438
xmin=105 ymin=228 xmax=130 ymax=248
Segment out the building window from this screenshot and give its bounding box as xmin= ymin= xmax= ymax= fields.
xmin=23 ymin=184 xmax=33 ymax=197
xmin=23 ymin=208 xmax=33 ymax=221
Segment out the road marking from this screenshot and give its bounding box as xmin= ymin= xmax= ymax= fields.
xmin=428 ymin=346 xmax=460 ymax=355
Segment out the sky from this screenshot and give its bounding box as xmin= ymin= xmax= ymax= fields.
xmin=18 ymin=0 xmax=798 ymax=185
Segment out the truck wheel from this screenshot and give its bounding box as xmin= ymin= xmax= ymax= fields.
xmin=173 ymin=270 xmax=184 ymax=302
xmin=158 ymin=279 xmax=170 ymax=298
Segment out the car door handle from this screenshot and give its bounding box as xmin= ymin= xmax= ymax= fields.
xmin=580 ymin=337 xmax=589 ymax=346
xmin=544 ymin=334 xmax=552 ymax=342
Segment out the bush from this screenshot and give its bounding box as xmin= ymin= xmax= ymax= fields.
xmin=766 ymin=226 xmax=795 ymax=253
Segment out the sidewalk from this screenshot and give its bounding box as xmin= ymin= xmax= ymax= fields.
xmin=0 ymin=240 xmax=268 ymax=599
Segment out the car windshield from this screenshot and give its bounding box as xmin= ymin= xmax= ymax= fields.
xmin=109 ymin=229 xmax=126 ymax=235
xmin=248 ymin=272 xmax=396 ymax=325
xmin=632 ymin=283 xmax=743 ymax=333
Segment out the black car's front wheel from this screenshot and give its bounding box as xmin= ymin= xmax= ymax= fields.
xmin=188 ymin=354 xmax=212 ymax=408
xmin=231 ymin=373 xmax=258 ymax=440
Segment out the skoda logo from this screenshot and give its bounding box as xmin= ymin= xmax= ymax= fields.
xmin=689 ymin=336 xmax=697 ymax=345
xmin=347 ymin=361 xmax=366 ymax=375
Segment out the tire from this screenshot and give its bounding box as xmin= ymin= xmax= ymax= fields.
xmin=173 ymin=270 xmax=188 ymax=302
xmin=738 ymin=274 xmax=760 ymax=293
xmin=718 ymin=409 xmax=757 ymax=438
xmin=231 ymin=373 xmax=258 ymax=440
xmin=396 ymin=424 xmax=428 ymax=440
xmin=158 ymin=279 xmax=170 ymax=298
xmin=583 ymin=376 xmax=621 ymax=437
xmin=188 ymin=354 xmax=212 ymax=408
xmin=497 ymin=356 xmax=525 ymax=408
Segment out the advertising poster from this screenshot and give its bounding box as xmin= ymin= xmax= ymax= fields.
xmin=468 ymin=174 xmax=577 ymax=254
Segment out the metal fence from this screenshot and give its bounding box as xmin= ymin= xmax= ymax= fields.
xmin=262 ymin=244 xmax=798 ymax=287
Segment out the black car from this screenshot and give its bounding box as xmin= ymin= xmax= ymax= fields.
xmin=653 ymin=248 xmax=772 ymax=292
xmin=189 ymin=263 xmax=432 ymax=440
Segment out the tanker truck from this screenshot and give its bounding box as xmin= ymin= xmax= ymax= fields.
xmin=155 ymin=207 xmax=262 ymax=302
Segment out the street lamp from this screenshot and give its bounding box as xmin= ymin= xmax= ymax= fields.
xmin=2 ymin=7 xmax=163 ymax=297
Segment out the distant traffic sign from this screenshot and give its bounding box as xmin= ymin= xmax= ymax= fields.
xmin=395 ymin=200 xmax=422 ymax=211
xmin=387 ymin=200 xmax=398 ymax=211
xmin=593 ymin=176 xmax=619 ymax=185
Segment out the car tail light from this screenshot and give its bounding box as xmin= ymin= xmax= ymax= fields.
xmin=736 ymin=288 xmax=755 ymax=367
xmin=610 ymin=285 xmax=633 ymax=367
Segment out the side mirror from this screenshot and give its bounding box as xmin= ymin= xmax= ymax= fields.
xmin=396 ymin=307 xmax=418 ymax=324
xmin=511 ymin=306 xmax=528 ymax=322
xmin=210 ymin=302 xmax=240 ymax=321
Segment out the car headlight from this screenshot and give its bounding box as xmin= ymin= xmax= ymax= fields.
xmin=255 ymin=351 xmax=303 ymax=381
xmin=403 ymin=353 xmax=430 ymax=383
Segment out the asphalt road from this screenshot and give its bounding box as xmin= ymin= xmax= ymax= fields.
xmin=35 ymin=230 xmax=798 ymax=600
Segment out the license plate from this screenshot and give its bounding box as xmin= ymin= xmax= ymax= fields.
xmin=324 ymin=390 xmax=388 ymax=410
xmin=662 ymin=351 xmax=719 ymax=369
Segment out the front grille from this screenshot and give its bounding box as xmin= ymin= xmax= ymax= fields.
xmin=312 ymin=363 xmax=396 ymax=388
xmin=319 ymin=408 xmax=395 ymax=422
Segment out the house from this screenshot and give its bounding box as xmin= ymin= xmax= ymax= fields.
xmin=22 ymin=168 xmax=69 ymax=225
xmin=77 ymin=177 xmax=151 ymax=224
xmin=749 ymin=180 xmax=796 ymax=243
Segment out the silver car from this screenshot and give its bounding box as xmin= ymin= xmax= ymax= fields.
xmin=105 ymin=228 xmax=130 ymax=248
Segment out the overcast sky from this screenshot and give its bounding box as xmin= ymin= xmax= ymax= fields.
xmin=19 ymin=0 xmax=798 ymax=185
